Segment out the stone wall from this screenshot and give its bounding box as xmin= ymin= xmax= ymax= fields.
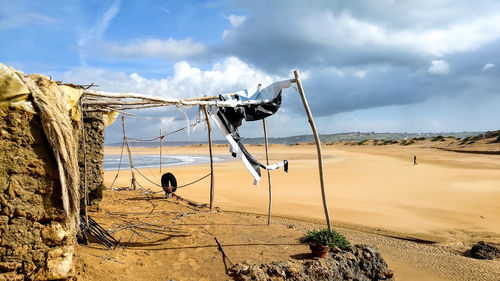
xmin=0 ymin=107 xmax=75 ymax=280
xmin=78 ymin=111 xmax=105 ymax=206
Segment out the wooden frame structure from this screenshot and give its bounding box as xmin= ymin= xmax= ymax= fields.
xmin=81 ymin=70 xmax=332 ymax=231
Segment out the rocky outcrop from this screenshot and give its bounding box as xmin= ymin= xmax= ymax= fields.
xmin=470 ymin=241 xmax=500 ymax=260
xmin=230 ymin=244 xmax=394 ymax=281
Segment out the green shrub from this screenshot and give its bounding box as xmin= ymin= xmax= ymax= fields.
xmin=301 ymin=228 xmax=350 ymax=249
xmin=431 ymin=135 xmax=445 ymax=142
xmin=401 ymin=140 xmax=415 ymax=146
xmin=357 ymin=140 xmax=368 ymax=145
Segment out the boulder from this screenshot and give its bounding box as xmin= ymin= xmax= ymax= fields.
xmin=470 ymin=241 xmax=500 ymax=260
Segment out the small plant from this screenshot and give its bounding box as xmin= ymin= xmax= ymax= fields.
xmin=431 ymin=135 xmax=445 ymax=142
xmin=301 ymin=228 xmax=350 ymax=250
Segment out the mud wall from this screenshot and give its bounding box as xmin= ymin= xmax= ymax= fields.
xmin=78 ymin=111 xmax=105 ymax=206
xmin=0 ymin=107 xmax=75 ymax=280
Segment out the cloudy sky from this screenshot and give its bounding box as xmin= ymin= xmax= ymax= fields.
xmin=2 ymin=0 xmax=500 ymax=143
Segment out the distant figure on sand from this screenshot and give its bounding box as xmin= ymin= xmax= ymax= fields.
xmin=414 ymin=155 xmax=417 ymax=165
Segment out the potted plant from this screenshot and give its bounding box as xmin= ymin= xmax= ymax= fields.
xmin=301 ymin=228 xmax=350 ymax=258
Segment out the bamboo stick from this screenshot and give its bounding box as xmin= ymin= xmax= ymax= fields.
xmin=121 ymin=116 xmax=137 ymax=190
xmin=82 ymin=88 xmax=295 ymax=107
xmin=203 ymin=106 xmax=215 ymax=211
xmin=84 ymin=100 xmax=158 ymax=106
xmin=293 ymin=70 xmax=332 ymax=232
xmin=263 ymin=118 xmax=272 ymax=225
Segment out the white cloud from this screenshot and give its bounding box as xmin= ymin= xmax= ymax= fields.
xmin=59 ymin=57 xmax=283 ymax=98
xmin=78 ymin=0 xmax=121 ymax=66
xmin=228 ymin=15 xmax=247 ymax=27
xmin=105 ymin=38 xmax=206 ymax=60
xmin=354 ymin=70 xmax=366 ymax=78
xmin=300 ymin=11 xmax=500 ymax=57
xmin=428 ymin=60 xmax=450 ymax=75
xmin=0 ymin=13 xmax=56 ymax=30
xmin=223 ymin=15 xmax=247 ymax=39
xmin=482 ymin=63 xmax=495 ymax=70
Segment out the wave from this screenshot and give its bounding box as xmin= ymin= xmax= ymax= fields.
xmin=103 ymin=154 xmax=222 ymax=171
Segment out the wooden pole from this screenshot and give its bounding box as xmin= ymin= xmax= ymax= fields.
xmin=263 ymin=118 xmax=272 ymax=225
xmin=293 ymin=70 xmax=332 ymax=232
xmin=203 ymin=106 xmax=215 ymax=211
xmin=121 ymin=115 xmax=137 ymax=190
xmin=159 ymin=129 xmax=162 ymax=174
xmin=80 ymin=104 xmax=89 ymax=226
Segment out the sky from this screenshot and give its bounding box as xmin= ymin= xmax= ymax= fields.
xmin=1 ymin=0 xmax=500 ymax=143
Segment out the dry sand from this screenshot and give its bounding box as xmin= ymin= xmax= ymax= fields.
xmin=104 ymin=141 xmax=500 ymax=244
xmin=85 ymin=141 xmax=500 ymax=280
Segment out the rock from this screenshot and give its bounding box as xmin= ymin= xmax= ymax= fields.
xmin=14 ymin=208 xmax=26 ymax=217
xmin=44 ymin=246 xmax=74 ymax=280
xmin=41 ymin=222 xmax=69 ymax=245
xmin=0 ymin=261 xmax=22 ymax=272
xmin=0 ymin=272 xmax=24 ymax=281
xmin=470 ymin=241 xmax=500 ymax=260
xmin=229 ymin=244 xmax=394 ymax=281
xmin=0 ymin=216 xmax=8 ymax=224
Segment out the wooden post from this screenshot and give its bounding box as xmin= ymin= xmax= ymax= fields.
xmin=159 ymin=129 xmax=162 ymax=174
xmin=203 ymin=106 xmax=215 ymax=211
xmin=263 ymin=118 xmax=272 ymax=225
xmin=121 ymin=115 xmax=137 ymax=190
xmin=293 ymin=70 xmax=332 ymax=232
xmin=80 ymin=104 xmax=89 ymax=226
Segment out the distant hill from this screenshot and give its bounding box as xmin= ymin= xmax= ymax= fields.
xmin=106 ymin=131 xmax=484 ymax=147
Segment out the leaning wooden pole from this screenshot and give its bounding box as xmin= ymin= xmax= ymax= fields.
xmin=121 ymin=115 xmax=137 ymax=190
xmin=203 ymin=106 xmax=215 ymax=211
xmin=293 ymin=70 xmax=332 ymax=232
xmin=263 ymin=118 xmax=273 ymax=225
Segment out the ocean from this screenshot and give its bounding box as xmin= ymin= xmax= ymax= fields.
xmin=103 ymin=154 xmax=223 ymax=170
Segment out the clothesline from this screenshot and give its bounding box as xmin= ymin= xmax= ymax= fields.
xmin=125 ymin=118 xmax=206 ymax=142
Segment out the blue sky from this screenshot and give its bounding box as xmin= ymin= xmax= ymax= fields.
xmin=1 ymin=0 xmax=500 ymax=143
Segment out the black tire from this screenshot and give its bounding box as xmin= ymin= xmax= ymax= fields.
xmin=161 ymin=172 xmax=177 ymax=194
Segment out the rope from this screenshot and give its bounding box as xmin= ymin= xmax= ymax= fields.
xmin=178 ymin=173 xmax=211 ymax=188
xmin=134 ymin=167 xmax=162 ymax=187
xmin=127 ymin=136 xmax=162 ymax=142
xmin=134 ymin=167 xmax=211 ymax=193
xmin=123 ymin=118 xmax=206 ymax=143
xmin=109 ymin=138 xmax=125 ymax=189
xmin=163 ymin=118 xmax=206 ymax=137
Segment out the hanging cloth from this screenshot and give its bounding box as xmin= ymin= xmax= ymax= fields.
xmin=208 ymin=79 xmax=292 ymax=185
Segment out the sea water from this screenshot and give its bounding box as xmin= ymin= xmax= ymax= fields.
xmin=103 ymin=154 xmax=221 ymax=170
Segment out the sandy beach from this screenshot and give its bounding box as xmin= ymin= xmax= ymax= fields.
xmin=91 ymin=140 xmax=500 ymax=280
xmin=104 ymin=141 xmax=500 ymax=244
xmin=69 ymin=140 xmax=499 ymax=280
